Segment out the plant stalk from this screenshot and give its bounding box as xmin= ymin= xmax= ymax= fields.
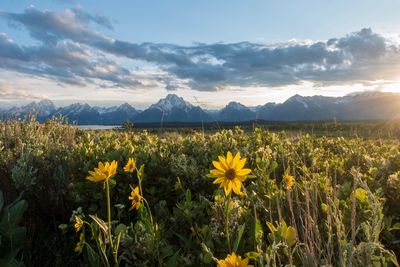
xmin=105 ymin=180 xmax=118 ymax=265
xmin=225 ymin=193 xmax=232 ymax=252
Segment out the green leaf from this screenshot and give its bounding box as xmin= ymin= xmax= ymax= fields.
xmin=0 ymin=200 xmax=27 ymax=231
xmin=165 ymin=250 xmax=180 ymax=267
xmin=113 ymin=232 xmax=122 ymax=256
xmin=185 ymin=189 xmax=191 ymax=202
xmin=267 ymin=161 xmax=278 ymax=176
xmin=389 ymin=223 xmax=400 ymax=231
xmin=202 ymin=252 xmax=212 ymax=264
xmin=85 ymin=243 xmax=101 ymax=267
xmin=284 ymin=226 xmax=297 ymax=247
xmin=232 ymin=223 xmax=246 ymax=253
xmin=244 ymin=251 xmax=260 ymax=260
xmin=252 ymin=218 xmax=263 ymax=248
xmin=89 ymin=215 xmax=108 ymax=234
xmin=355 ymin=188 xmax=368 ymax=203
xmin=246 ymin=174 xmax=257 ymax=179
xmin=108 ymin=179 xmax=116 ymax=187
xmin=8 ymin=227 xmax=26 ymax=247
xmin=266 ymin=221 xmax=276 ymax=233
xmin=115 ymin=223 xmax=128 ymax=237
xmin=137 ymin=164 xmax=145 ymax=182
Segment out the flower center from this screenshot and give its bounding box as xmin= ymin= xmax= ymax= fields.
xmin=225 ymin=168 xmax=236 ymax=180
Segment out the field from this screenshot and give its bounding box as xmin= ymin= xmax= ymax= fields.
xmin=1 ymin=119 xmax=400 ymax=266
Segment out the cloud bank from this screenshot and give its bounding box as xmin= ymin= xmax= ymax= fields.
xmin=1 ymin=6 xmax=400 ymax=91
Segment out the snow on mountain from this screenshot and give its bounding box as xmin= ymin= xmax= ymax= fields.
xmin=149 ymin=94 xmax=194 ymax=113
xmin=2 ymin=91 xmax=400 ymax=124
xmin=285 ymin=94 xmax=309 ymax=108
xmin=5 ymin=99 xmax=56 ymax=119
xmin=225 ymin=102 xmax=248 ymax=111
xmin=59 ymin=103 xmax=92 ymax=115
xmin=135 ymin=94 xmax=212 ymax=122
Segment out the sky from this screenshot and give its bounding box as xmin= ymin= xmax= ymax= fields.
xmin=1 ymin=0 xmax=400 ymax=109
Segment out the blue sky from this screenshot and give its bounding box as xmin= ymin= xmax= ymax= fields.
xmin=1 ymin=0 xmax=400 ymax=108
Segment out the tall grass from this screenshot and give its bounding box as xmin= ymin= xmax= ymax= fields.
xmin=0 ymin=119 xmax=399 ymax=266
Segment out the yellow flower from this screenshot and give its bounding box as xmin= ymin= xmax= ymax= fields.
xmin=74 ymin=232 xmax=85 ymax=253
xmin=128 ymin=186 xmax=143 ymax=210
xmin=218 ymin=252 xmax=253 ymax=267
xmin=283 ymin=173 xmax=295 ymax=190
xmin=86 ymin=160 xmax=118 ymax=183
xmin=321 ymin=203 xmax=328 ymax=213
xmin=74 ymin=215 xmax=83 ymax=232
xmin=210 ymin=151 xmax=251 ymax=196
xmin=124 ymin=158 xmax=136 ymax=173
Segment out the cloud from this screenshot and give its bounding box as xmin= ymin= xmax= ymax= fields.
xmin=1 ymin=6 xmax=400 ymax=92
xmin=71 ymin=6 xmax=113 ymax=30
xmin=0 ymin=81 xmax=45 ymax=100
xmin=0 ymin=32 xmax=144 ymax=87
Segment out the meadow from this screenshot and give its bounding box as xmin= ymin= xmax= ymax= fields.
xmin=1 ymin=119 xmax=400 ymax=266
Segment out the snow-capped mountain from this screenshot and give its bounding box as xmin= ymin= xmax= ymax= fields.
xmin=134 ymin=94 xmax=213 ymax=123
xmin=260 ymin=95 xmax=340 ymax=121
xmin=216 ymin=102 xmax=256 ymax=122
xmin=98 ymin=103 xmax=138 ymax=124
xmin=4 ymin=99 xmax=56 ymax=121
xmin=149 ymin=94 xmax=194 ymax=113
xmin=55 ymin=103 xmax=102 ymax=124
xmin=1 ymin=91 xmax=400 ymax=124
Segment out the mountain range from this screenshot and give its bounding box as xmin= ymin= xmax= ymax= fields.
xmin=1 ymin=92 xmax=400 ymax=124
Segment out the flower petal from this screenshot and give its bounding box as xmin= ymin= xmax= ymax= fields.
xmin=218 ymin=156 xmax=229 ymax=169
xmin=226 ymin=151 xmax=233 ymax=167
xmin=213 ymin=177 xmax=225 ymax=184
xmin=211 ymin=169 xmax=224 ymax=176
xmin=236 ymin=175 xmax=248 ymax=182
xmin=232 ymin=152 xmax=241 ymax=167
xmin=235 ymin=158 xmax=247 ymax=171
xmin=224 ymin=181 xmax=232 ymax=196
xmin=236 ymin=168 xmax=251 ymax=176
xmin=232 ymin=180 xmax=243 ymax=195
xmin=212 ymin=161 xmax=226 ymax=171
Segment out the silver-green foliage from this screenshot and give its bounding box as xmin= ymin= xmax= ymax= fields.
xmin=0 ymin=191 xmax=28 ymax=267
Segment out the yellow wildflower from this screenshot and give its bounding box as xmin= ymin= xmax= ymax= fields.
xmin=124 ymin=158 xmax=136 ymax=173
xmin=128 ymin=186 xmax=143 ymax=210
xmin=218 ymin=252 xmax=253 ymax=267
xmin=86 ymin=160 xmax=118 ymax=183
xmin=210 ymin=152 xmax=251 ymax=196
xmin=74 ymin=232 xmax=85 ymax=253
xmin=283 ymin=173 xmax=295 ymax=190
xmin=74 ymin=215 xmax=83 ymax=232
xmin=321 ymin=203 xmax=328 ymax=213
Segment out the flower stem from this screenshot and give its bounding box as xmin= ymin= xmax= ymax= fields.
xmin=105 ymin=180 xmax=117 ymax=265
xmin=136 ymin=167 xmax=160 ymax=266
xmin=225 ymin=193 xmax=232 ymax=252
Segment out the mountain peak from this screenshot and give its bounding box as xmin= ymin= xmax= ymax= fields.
xmin=165 ymin=94 xmax=181 ymax=100
xmin=116 ymin=103 xmax=138 ymax=113
xmin=18 ymin=99 xmax=56 ymax=116
xmin=38 ymin=99 xmax=55 ymax=106
xmin=286 ymin=94 xmax=303 ymax=101
xmin=150 ymin=94 xmax=193 ymax=112
xmin=225 ymin=101 xmax=248 ymax=111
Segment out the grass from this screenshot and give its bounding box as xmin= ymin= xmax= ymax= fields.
xmin=0 ymin=118 xmax=400 ymax=266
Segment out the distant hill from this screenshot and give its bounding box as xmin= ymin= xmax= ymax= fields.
xmin=1 ymin=91 xmax=400 ymax=124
